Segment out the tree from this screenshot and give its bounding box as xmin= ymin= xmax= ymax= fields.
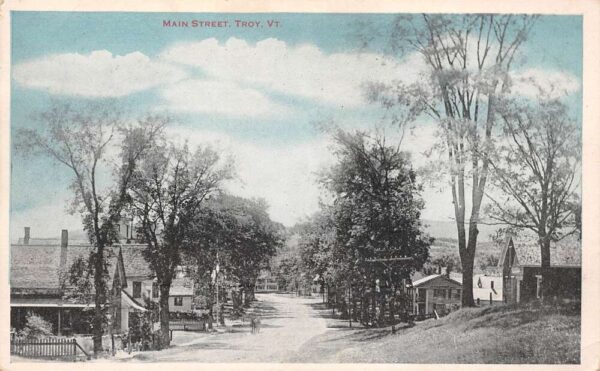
xmin=224 ymin=196 xmax=283 ymax=305
xmin=298 ymin=211 xmax=337 ymax=295
xmin=432 ymin=254 xmax=459 ymax=275
xmin=478 ymin=254 xmax=499 ymax=272
xmin=15 ymin=102 xmax=164 ymax=354
xmin=128 ymin=140 xmax=231 ymax=346
xmin=317 ymin=129 xmax=431 ymax=326
xmin=486 ymin=98 xmax=581 ymax=297
xmin=366 ymin=14 xmax=537 ymax=306
xmin=185 ymin=194 xmax=282 ymax=322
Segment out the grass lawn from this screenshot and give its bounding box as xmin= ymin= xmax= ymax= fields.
xmin=295 ymin=300 xmax=580 ymax=364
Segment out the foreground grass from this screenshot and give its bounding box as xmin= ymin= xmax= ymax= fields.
xmin=295 ymin=300 xmax=580 ymax=364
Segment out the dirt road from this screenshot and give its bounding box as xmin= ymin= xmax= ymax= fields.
xmin=122 ymin=293 xmax=329 ymax=362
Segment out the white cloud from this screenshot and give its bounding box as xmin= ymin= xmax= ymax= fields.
xmin=13 ymin=50 xmax=186 ymax=97
xmin=161 ymin=79 xmax=289 ymax=118
xmin=165 ymin=127 xmax=335 ymax=226
xmin=509 ymin=68 xmax=580 ymax=100
xmin=10 ymin=197 xmax=85 ymax=243
xmin=160 ymin=37 xmax=426 ymax=108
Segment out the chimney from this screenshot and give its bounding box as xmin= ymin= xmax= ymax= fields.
xmin=59 ymin=229 xmax=68 ymax=270
xmin=24 ymin=227 xmax=30 ymax=245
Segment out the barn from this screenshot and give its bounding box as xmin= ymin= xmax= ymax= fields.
xmin=498 ymin=235 xmax=581 ymax=303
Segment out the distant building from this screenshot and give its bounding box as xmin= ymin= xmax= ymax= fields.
xmin=169 ymin=278 xmax=194 ymax=313
xmin=498 ymin=235 xmax=581 ymax=303
xmin=408 ymin=274 xmax=462 ymax=316
xmin=450 ymin=273 xmax=503 ymax=306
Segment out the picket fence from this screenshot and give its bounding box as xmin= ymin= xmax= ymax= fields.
xmin=10 ymin=337 xmax=90 ymax=360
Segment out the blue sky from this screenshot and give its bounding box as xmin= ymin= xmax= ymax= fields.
xmin=10 ymin=12 xmax=582 ymax=240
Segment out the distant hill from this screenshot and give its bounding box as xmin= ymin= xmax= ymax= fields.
xmin=422 ymin=219 xmax=501 ymax=242
xmin=421 ymin=219 xmax=504 ymax=272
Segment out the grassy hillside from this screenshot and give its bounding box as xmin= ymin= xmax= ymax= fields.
xmin=295 ymin=301 xmax=580 ymax=364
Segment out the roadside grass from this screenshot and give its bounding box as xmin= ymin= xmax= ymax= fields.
xmin=304 ymin=300 xmax=580 ymax=364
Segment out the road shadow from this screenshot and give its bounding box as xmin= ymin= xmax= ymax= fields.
xmin=304 ymin=301 xmax=416 ymax=343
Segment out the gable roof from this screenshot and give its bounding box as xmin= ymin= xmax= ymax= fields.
xmin=118 ymin=244 xmax=154 ymax=278
xmin=10 ymin=244 xmax=119 ymax=291
xmin=498 ymin=235 xmax=581 ymax=268
xmin=412 ymin=274 xmax=462 ymax=288
xmin=410 ymin=271 xmax=428 ymax=283
xmin=170 ymin=278 xmax=194 ymax=296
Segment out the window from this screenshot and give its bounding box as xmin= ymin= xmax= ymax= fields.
xmin=453 ymin=289 xmax=461 ymax=300
xmin=433 ymin=289 xmax=446 ymax=298
xmin=174 ymin=296 xmax=183 ymax=306
xmin=152 ymin=282 xmax=159 ymax=298
xmin=133 ymin=281 xmax=142 ymax=298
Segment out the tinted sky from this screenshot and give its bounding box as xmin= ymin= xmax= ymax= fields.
xmin=10 ymin=12 xmax=582 ymax=240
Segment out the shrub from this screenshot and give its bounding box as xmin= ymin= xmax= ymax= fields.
xmin=18 ymin=312 xmax=54 ymax=339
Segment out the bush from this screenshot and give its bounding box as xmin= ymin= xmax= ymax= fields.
xmin=18 ymin=313 xmax=54 ymax=339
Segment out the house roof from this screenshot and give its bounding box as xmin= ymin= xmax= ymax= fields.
xmin=10 ymin=244 xmax=119 ymax=291
xmin=170 ymin=278 xmax=194 ymax=296
xmin=412 ymin=274 xmax=462 ymax=288
xmin=118 ymin=244 xmax=154 ymax=278
xmin=499 ymin=235 xmax=581 ymax=268
xmin=410 ymin=271 xmax=428 ymax=283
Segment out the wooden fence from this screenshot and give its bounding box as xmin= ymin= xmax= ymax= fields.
xmin=10 ymin=338 xmax=90 ymax=360
xmin=170 ymin=318 xmax=208 ymax=331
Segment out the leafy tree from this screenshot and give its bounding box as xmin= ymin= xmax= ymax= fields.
xmin=478 ymin=253 xmax=499 ymax=272
xmin=15 ymin=102 xmax=164 ymax=354
xmin=486 ymin=98 xmax=581 ymax=296
xmin=366 ymin=14 xmax=536 ymax=306
xmin=432 ymin=254 xmax=459 ymax=275
xmin=128 ymin=140 xmax=231 ymax=346
xmin=316 ymin=129 xmax=431 ymax=325
xmin=298 ymin=211 xmax=337 ymax=294
xmin=185 ymin=194 xmax=241 ymax=324
xmin=185 ymin=194 xmax=282 ymax=323
xmin=224 ymin=196 xmax=283 ymax=304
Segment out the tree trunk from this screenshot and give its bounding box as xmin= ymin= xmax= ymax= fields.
xmin=352 ymin=288 xmax=358 ymax=321
xmin=158 ymin=284 xmax=171 ymax=347
xmin=461 ymin=221 xmax=479 ymax=307
xmin=539 ymin=237 xmax=552 ymax=300
xmin=232 ymin=289 xmax=242 ymax=316
xmin=243 ymin=283 xmax=255 ymax=306
xmin=389 ymin=288 xmax=396 ymax=324
xmin=92 ymin=244 xmax=106 ymax=355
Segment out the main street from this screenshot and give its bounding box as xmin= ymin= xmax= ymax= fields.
xmin=119 ymin=293 xmax=333 ymax=362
